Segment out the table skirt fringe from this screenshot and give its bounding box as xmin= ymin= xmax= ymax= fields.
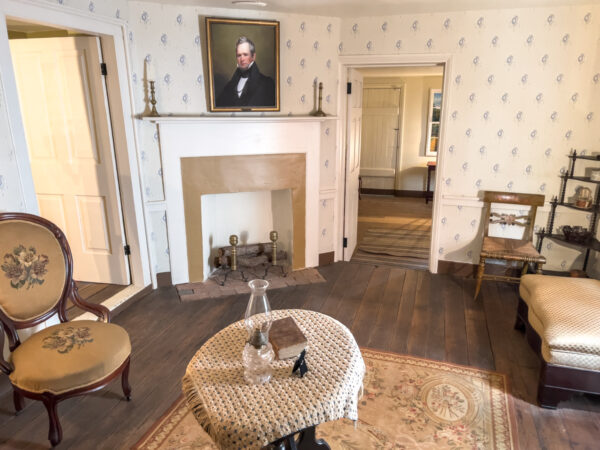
xmin=182 ymin=375 xmax=218 ymax=445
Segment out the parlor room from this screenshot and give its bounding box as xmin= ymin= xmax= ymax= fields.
xmin=0 ymin=0 xmax=599 ymax=448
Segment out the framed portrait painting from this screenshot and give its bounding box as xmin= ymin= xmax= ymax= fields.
xmin=206 ymin=17 xmax=280 ymax=112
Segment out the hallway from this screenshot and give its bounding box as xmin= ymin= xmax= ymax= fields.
xmin=353 ymin=195 xmax=433 ymax=269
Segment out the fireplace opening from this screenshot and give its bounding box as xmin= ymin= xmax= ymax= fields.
xmin=181 ymin=153 xmax=307 ymax=283
xmin=201 ymin=189 xmax=293 ymax=280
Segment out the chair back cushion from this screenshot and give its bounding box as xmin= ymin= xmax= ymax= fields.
xmin=0 ymin=220 xmax=67 ymax=322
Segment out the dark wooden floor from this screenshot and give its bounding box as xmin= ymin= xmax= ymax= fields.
xmin=1 ymin=263 xmax=599 ymax=449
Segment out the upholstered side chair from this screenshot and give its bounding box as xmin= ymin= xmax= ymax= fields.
xmin=0 ymin=212 xmax=131 ymax=447
xmin=474 ymin=191 xmax=546 ymax=299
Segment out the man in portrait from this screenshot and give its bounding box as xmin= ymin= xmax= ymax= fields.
xmin=215 ymin=36 xmax=275 ymax=108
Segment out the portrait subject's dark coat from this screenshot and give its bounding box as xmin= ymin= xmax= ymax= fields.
xmin=215 ymin=62 xmax=275 ymax=108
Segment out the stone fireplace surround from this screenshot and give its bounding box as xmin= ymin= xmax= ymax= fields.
xmin=148 ymin=117 xmax=326 ymax=285
xmin=184 ymin=154 xmax=304 ymax=281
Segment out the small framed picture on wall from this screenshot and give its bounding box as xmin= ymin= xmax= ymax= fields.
xmin=426 ymin=89 xmax=442 ymax=156
xmin=205 ymin=17 xmax=280 ymax=112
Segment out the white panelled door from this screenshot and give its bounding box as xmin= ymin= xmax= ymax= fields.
xmin=360 ymin=87 xmax=401 ymax=183
xmin=343 ymin=68 xmax=363 ymax=261
xmin=10 ymin=36 xmax=130 ymax=284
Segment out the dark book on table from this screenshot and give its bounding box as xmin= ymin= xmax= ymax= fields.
xmin=269 ymin=316 xmax=307 ymax=360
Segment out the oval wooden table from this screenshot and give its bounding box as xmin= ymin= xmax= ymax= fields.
xmin=182 ymin=309 xmax=365 ymax=449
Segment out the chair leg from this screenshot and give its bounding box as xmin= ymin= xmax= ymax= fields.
xmin=122 ymin=358 xmax=132 ymax=401
xmin=474 ymin=258 xmax=485 ymax=299
xmin=535 ymin=262 xmax=543 ymax=274
xmin=42 ymin=396 xmax=62 ymax=447
xmin=521 ymin=262 xmax=529 ymax=276
xmin=13 ymin=389 xmax=25 ymax=414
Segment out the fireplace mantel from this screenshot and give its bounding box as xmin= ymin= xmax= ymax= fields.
xmin=143 ymin=114 xmax=337 ymax=124
xmin=145 ymin=115 xmax=331 ymax=284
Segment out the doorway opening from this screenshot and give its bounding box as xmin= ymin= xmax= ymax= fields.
xmin=341 ymin=62 xmax=447 ymax=272
xmin=6 ymin=18 xmax=130 ymax=310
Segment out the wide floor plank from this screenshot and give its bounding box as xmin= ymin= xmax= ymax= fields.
xmin=1 ymin=263 xmax=599 ymax=449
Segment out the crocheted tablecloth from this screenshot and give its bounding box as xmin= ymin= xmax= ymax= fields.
xmin=182 ymin=309 xmax=365 ymax=449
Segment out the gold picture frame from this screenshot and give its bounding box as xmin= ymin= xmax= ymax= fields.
xmin=206 ymin=17 xmax=280 ymax=112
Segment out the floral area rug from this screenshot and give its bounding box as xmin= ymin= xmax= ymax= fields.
xmin=133 ymin=349 xmax=517 ymax=449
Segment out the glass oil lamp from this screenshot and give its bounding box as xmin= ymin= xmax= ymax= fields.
xmin=242 ymin=279 xmax=274 ymax=384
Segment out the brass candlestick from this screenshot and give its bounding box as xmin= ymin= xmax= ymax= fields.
xmin=229 ymin=234 xmax=238 ymax=271
xmin=270 ymin=231 xmax=278 ymax=265
xmin=149 ymin=80 xmax=160 ymax=117
xmin=311 ymin=82 xmax=326 ymax=117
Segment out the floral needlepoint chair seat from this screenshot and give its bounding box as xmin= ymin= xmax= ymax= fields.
xmin=0 ymin=213 xmax=132 ymax=447
xmin=10 ymin=321 xmax=130 ymax=395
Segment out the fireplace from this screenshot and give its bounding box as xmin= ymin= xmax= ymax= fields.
xmin=182 ymin=154 xmax=305 ymax=281
xmin=201 ymin=189 xmax=294 ymax=277
xmin=149 ymin=117 xmax=325 ymax=284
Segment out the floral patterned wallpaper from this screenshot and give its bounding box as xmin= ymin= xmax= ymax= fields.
xmin=1 ymin=0 xmax=599 ymax=276
xmin=339 ymin=5 xmax=600 ymax=272
xmin=128 ymin=2 xmax=341 ymax=273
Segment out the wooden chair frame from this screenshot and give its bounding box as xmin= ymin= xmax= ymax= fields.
xmin=475 ymin=191 xmax=546 ymax=299
xmin=0 ymin=212 xmax=131 ymax=447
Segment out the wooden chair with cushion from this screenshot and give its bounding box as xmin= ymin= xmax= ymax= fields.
xmin=474 ymin=191 xmax=546 ymax=299
xmin=0 ymin=212 xmax=131 ymax=447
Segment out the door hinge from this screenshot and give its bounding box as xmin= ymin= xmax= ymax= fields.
xmin=100 ymin=62 xmax=107 ymax=76
xmin=124 ymin=244 xmax=131 ymax=255
xmin=346 ymin=82 xmax=352 ymax=94
xmin=343 ymin=237 xmax=348 ymax=248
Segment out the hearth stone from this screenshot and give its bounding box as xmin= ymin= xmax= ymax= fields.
xmin=175 ymin=268 xmax=325 ymax=302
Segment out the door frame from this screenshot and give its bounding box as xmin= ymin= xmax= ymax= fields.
xmin=0 ymin=1 xmax=151 ymax=303
xmin=336 ymin=54 xmax=454 ymax=273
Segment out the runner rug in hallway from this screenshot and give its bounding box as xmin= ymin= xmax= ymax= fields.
xmin=134 ymin=349 xmax=517 ymax=449
xmin=352 ymin=227 xmax=430 ymax=270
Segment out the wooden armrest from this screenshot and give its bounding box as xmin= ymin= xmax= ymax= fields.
xmin=69 ymin=280 xmax=111 ymax=323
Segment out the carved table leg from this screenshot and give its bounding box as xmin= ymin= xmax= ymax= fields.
xmin=271 ymin=426 xmax=330 ymax=450
xmin=297 ymin=426 xmax=330 ymax=449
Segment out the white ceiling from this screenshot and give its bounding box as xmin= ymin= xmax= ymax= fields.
xmin=143 ymin=0 xmax=595 ymax=18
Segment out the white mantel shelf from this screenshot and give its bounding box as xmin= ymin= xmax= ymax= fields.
xmin=141 ymin=115 xmax=338 ymax=124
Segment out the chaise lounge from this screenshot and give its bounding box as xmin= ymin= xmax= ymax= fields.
xmin=515 ymin=274 xmax=600 ymax=408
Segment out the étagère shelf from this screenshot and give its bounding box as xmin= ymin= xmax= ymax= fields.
xmin=536 ymin=150 xmax=600 ymax=274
